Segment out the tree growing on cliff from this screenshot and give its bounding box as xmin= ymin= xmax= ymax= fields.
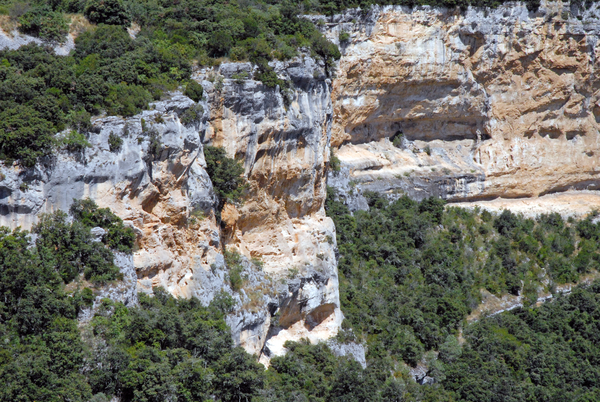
xmin=203 ymin=146 xmax=247 ymax=215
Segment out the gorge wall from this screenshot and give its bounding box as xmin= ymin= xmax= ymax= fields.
xmin=3 ymin=0 xmax=600 ymax=362
xmin=322 ymin=1 xmax=600 ymax=212
xmin=0 ymin=44 xmax=340 ymax=362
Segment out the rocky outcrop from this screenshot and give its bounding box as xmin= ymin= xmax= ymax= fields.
xmin=0 ymin=53 xmax=342 ymax=362
xmin=322 ymin=2 xmax=600 ymax=207
xmin=199 ymin=57 xmax=342 ymax=362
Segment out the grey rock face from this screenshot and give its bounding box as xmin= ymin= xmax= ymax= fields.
xmin=0 ymin=47 xmax=343 ymax=361
xmin=78 ymin=252 xmax=138 ymax=323
xmin=0 ymin=28 xmax=75 ymax=55
xmin=327 ymin=339 xmax=367 ymax=369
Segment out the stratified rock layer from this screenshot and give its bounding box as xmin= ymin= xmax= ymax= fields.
xmin=0 ymin=54 xmax=341 ymax=362
xmin=323 ymin=2 xmax=600 ymax=205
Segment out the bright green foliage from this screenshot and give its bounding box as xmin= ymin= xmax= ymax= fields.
xmin=326 ymin=189 xmax=600 ymax=370
xmin=204 ymin=146 xmax=247 ymax=212
xmin=61 ymin=130 xmax=91 ymax=152
xmin=183 ymin=80 xmax=204 ymax=102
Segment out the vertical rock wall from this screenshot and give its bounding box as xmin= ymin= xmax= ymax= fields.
xmin=0 ymin=53 xmax=342 ymax=361
xmin=322 ymin=2 xmax=600 ymax=206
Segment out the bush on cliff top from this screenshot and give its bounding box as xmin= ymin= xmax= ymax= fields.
xmin=0 ymin=0 xmax=340 ymax=167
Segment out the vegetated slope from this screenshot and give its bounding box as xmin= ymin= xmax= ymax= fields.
xmin=3 ymin=195 xmax=600 ymax=401
xmin=322 ymin=189 xmax=600 ymax=396
xmin=0 ymin=0 xmax=340 ymax=167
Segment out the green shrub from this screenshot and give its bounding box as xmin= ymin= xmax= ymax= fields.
xmin=19 ymin=6 xmax=68 ymax=42
xmin=224 ymin=250 xmax=244 ymax=292
xmin=84 ymin=0 xmax=130 ymax=26
xmin=203 ymin=145 xmax=247 ymax=212
xmin=330 ymin=147 xmax=341 ymax=172
xmin=69 ymin=198 xmax=136 ymax=253
xmin=183 ymin=80 xmax=204 ymax=102
xmin=179 ymin=104 xmax=204 ymax=126
xmin=61 ymin=130 xmax=91 ymax=152
xmin=108 ymin=131 xmax=122 ymax=152
xmin=208 ymin=30 xmax=233 ymax=57
xmin=148 ymin=129 xmax=162 ymax=159
xmin=255 ymin=66 xmax=284 ymax=89
xmin=339 ymin=31 xmax=350 ymax=42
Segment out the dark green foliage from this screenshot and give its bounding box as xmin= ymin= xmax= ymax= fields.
xmin=19 ymin=5 xmax=68 ymax=42
xmin=442 ymin=281 xmax=600 ymax=401
xmin=264 ymin=339 xmax=380 ymax=401
xmin=0 ymin=0 xmax=341 ymax=167
xmin=88 ymin=289 xmax=264 ymax=401
xmin=183 ymin=80 xmax=204 ymax=102
xmin=326 ymin=189 xmax=600 ymax=373
xmin=0 ymin=22 xmax=187 ymax=166
xmin=179 ymin=104 xmax=204 ymax=126
xmin=33 ymin=210 xmax=120 ymax=284
xmin=0 ymin=201 xmax=137 ymax=401
xmin=330 ymin=147 xmax=341 ymax=172
xmin=148 ymin=129 xmax=162 ymax=159
xmin=0 ymin=105 xmax=56 ymax=167
xmin=204 ymin=146 xmax=247 ymax=212
xmin=69 ymin=198 xmax=136 ymax=253
xmin=108 ymin=131 xmax=123 ymax=152
xmin=84 ymin=0 xmax=130 ymax=26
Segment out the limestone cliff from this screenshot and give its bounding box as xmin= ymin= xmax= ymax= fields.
xmin=0 ymin=49 xmax=340 ymax=362
xmin=321 ymin=2 xmax=600 ymax=209
xmin=5 ymin=0 xmax=600 ymax=364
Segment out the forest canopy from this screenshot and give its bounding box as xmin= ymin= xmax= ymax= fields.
xmin=3 ymin=195 xmax=600 ymax=401
xmin=0 ymin=0 xmax=341 ymax=167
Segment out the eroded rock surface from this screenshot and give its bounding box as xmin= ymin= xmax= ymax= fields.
xmin=323 ymin=2 xmax=600 ymax=205
xmin=0 ymin=55 xmax=342 ymax=362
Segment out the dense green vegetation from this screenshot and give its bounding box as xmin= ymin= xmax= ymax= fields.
xmin=0 ymin=0 xmax=341 ymax=167
xmin=326 ymin=190 xmax=600 ymax=369
xmin=204 ymin=145 xmax=248 ymax=215
xmin=4 ymin=191 xmax=600 ymax=400
xmin=443 ymin=284 xmax=600 ymax=401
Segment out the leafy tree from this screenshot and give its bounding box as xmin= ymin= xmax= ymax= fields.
xmin=183 ymin=80 xmax=204 ymax=102
xmin=84 ymin=0 xmax=130 ymax=26
xmin=203 ymin=145 xmax=247 ymax=213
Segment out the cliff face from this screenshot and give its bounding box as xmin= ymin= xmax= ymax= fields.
xmin=323 ymin=2 xmax=600 ymax=205
xmin=200 ymin=58 xmax=341 ymax=361
xmin=4 ymin=1 xmax=600 ymax=362
xmin=0 ymin=52 xmax=340 ymax=361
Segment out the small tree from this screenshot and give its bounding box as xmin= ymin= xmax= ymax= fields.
xmin=203 ymin=146 xmax=247 ymax=214
xmin=84 ymin=0 xmax=130 ymax=26
xmin=184 ymin=80 xmax=204 ymax=102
